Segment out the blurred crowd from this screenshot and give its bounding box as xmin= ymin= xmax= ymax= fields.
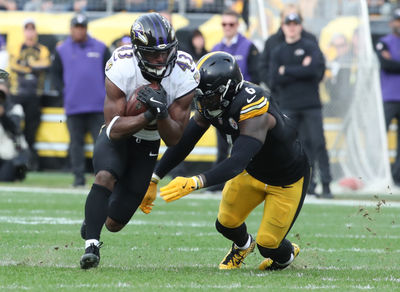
xmin=0 ymin=0 xmax=400 ymax=16
xmin=0 ymin=0 xmax=226 ymax=13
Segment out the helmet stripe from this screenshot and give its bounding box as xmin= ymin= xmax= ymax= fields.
xmin=156 ymin=15 xmax=168 ymax=45
xmin=148 ymin=15 xmax=159 ymax=46
xmin=196 ymin=51 xmax=221 ymax=70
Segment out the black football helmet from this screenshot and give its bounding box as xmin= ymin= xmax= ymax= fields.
xmin=195 ymin=51 xmax=243 ymax=118
xmin=130 ymin=13 xmax=178 ymax=80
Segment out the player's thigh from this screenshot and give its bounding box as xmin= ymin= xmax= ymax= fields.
xmin=257 ymin=175 xmax=308 ymax=249
xmin=217 ymin=170 xmax=266 ymax=228
xmin=108 ymin=138 xmax=160 ymax=224
xmin=92 ymin=127 xmax=128 ymax=179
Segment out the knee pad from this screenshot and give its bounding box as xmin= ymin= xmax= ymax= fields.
xmin=217 ymin=211 xmax=242 ymax=229
xmin=256 ymin=232 xmax=281 ymax=249
xmin=105 ymin=216 xmax=126 ymax=232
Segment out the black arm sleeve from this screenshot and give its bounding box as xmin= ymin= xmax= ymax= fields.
xmin=154 ymin=117 xmax=208 ymax=179
xmin=202 ymin=135 xmax=262 ymax=187
xmin=247 ymin=44 xmax=260 ymax=84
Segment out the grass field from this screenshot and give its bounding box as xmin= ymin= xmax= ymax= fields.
xmin=0 ymin=172 xmax=400 ymax=291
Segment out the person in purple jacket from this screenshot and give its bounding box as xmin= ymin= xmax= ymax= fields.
xmin=210 ymin=9 xmax=260 ymax=192
xmin=52 ymin=13 xmax=111 ymax=187
xmin=376 ymin=8 xmax=400 ymax=186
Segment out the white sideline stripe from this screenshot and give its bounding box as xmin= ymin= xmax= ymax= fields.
xmin=0 ymin=215 xmax=399 ymax=230
xmin=1 ymin=185 xmax=400 ymax=208
xmin=0 ymin=186 xmax=88 ymax=195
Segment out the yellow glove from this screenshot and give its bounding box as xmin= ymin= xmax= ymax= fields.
xmin=139 ymin=174 xmax=159 ymax=214
xmin=160 ymin=175 xmax=204 ymax=202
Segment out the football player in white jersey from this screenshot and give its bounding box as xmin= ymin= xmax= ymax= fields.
xmin=79 ymin=12 xmax=199 ymax=269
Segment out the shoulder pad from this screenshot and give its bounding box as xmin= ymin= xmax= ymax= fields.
xmin=238 ymin=84 xmax=269 ymax=122
xmin=176 ymin=50 xmax=197 ymax=73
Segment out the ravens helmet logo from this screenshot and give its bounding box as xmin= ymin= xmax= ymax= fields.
xmin=131 ymin=22 xmax=148 ymax=45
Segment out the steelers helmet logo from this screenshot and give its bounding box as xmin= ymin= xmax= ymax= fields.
xmin=131 ymin=22 xmax=148 ymax=45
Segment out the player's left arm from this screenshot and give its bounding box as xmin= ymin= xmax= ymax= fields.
xmin=160 ymin=111 xmax=276 ymax=202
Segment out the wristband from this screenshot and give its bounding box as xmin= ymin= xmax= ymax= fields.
xmin=151 ymin=173 xmax=160 ymax=184
xmin=106 ymin=116 xmax=120 ymax=139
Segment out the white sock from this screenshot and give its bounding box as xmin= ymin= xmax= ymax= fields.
xmin=236 ymin=235 xmax=251 ymax=250
xmin=85 ymin=239 xmax=99 ymax=249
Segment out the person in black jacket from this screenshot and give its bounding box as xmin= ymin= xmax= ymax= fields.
xmin=260 ymin=5 xmax=332 ymax=198
xmin=269 ymin=12 xmax=333 ymax=199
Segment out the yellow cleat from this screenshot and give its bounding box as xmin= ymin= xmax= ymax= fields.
xmin=219 ymin=236 xmax=256 ymax=270
xmin=259 ymin=243 xmax=300 ymax=271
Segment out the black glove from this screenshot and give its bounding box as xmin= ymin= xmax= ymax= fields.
xmin=137 ymin=86 xmax=168 ymax=119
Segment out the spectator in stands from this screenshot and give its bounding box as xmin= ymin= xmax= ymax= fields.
xmin=23 ymin=0 xmax=53 ymax=11
xmin=259 ymin=4 xmax=320 ymax=91
xmin=123 ymin=0 xmax=168 ymax=12
xmin=0 ymin=35 xmax=8 ymax=69
xmin=0 ymin=69 xmax=29 ymax=182
xmin=9 ymin=18 xmax=51 ymax=171
xmin=269 ymin=12 xmax=333 ymax=199
xmin=260 ymin=4 xmax=331 ymax=198
xmin=209 ymin=8 xmax=259 ymax=192
xmin=376 ymin=8 xmax=400 ymax=185
xmin=51 ymin=13 xmax=111 ymax=187
xmin=0 ymin=0 xmax=17 ymax=10
xmin=182 ymin=29 xmax=208 ymax=63
xmin=73 ymin=0 xmax=87 ymax=12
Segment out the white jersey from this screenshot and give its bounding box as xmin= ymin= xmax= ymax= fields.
xmin=105 ymin=45 xmax=200 ymax=140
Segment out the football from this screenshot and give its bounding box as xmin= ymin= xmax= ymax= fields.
xmin=125 ymin=83 xmax=160 ymax=116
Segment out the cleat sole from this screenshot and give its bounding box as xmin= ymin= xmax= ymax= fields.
xmin=80 ymin=253 xmax=99 ymax=269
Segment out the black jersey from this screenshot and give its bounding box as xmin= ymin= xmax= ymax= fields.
xmin=205 ymin=81 xmax=308 ymax=186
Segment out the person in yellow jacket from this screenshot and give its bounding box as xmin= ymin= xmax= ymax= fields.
xmin=9 ymin=18 xmax=50 ymax=170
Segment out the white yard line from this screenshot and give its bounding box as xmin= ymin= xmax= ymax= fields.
xmin=1 ymin=185 xmax=400 ymax=207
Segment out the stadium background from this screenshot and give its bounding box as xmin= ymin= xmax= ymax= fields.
xmin=0 ymin=0 xmax=397 ymax=193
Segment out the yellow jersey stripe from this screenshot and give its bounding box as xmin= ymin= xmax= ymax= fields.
xmin=196 ymin=51 xmax=220 ymax=70
xmin=239 ymin=100 xmax=269 ymax=122
xmin=240 ymin=98 xmax=268 ymax=114
xmin=241 ymin=96 xmax=265 ymax=111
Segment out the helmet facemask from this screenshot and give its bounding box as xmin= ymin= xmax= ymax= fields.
xmin=195 ymin=79 xmax=235 ymax=119
xmin=134 ymin=40 xmax=177 ymax=79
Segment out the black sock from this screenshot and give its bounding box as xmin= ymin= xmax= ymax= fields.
xmin=257 ymin=239 xmax=293 ymax=264
xmin=215 ymin=220 xmax=249 ymax=247
xmin=84 ymin=184 xmax=112 ymax=240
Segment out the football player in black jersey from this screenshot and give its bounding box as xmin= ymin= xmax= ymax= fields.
xmin=144 ymin=51 xmax=310 ymax=270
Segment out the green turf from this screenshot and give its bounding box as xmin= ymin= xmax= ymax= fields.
xmin=0 ymin=179 xmax=399 ymax=291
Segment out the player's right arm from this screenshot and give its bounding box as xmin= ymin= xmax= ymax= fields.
xmin=104 ymin=77 xmax=150 ymax=140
